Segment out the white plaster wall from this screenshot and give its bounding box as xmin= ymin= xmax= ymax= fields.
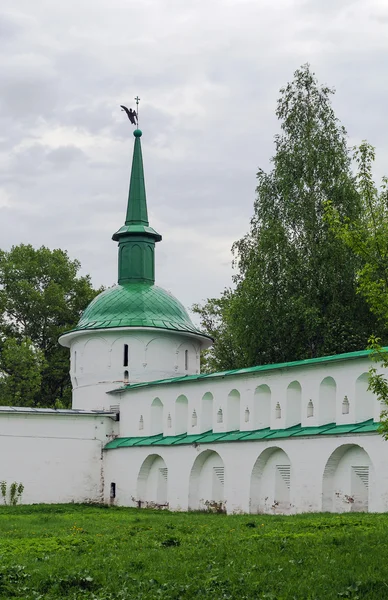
xmin=0 ymin=413 xmax=117 ymax=504
xmin=103 ymin=432 xmax=388 ymax=514
xmin=116 ymin=356 xmax=384 ymax=439
xmin=67 ymin=328 xmax=202 ymax=410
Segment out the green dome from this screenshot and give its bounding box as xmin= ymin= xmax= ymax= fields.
xmin=69 ymin=283 xmax=211 ymax=339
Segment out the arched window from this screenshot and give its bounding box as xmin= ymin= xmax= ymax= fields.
xmin=307 ymin=400 xmax=314 ymax=418
xmin=244 ymin=407 xmax=250 ymax=423
xmin=185 ymin=349 xmax=189 ymax=371
xmin=201 ymin=393 xmax=214 ymax=432
xmin=191 ymin=410 xmax=197 ymax=427
xmin=139 ymin=415 xmax=144 ymax=430
xmin=175 ymin=395 xmax=189 ymax=434
xmin=217 ymin=408 xmax=223 ymax=423
xmin=355 ymin=373 xmax=375 ymax=422
xmin=124 ymin=370 xmax=129 ymax=383
xmin=286 ymin=381 xmax=302 ymax=427
xmin=253 ymin=385 xmax=271 ymax=428
xmin=74 ymin=350 xmax=77 ymax=373
xmin=123 ymin=344 xmax=129 ymax=367
xmin=227 ymin=389 xmax=240 ymax=431
xmin=275 ymin=402 xmax=281 ymax=419
xmin=150 ymin=398 xmax=163 ymax=435
xmin=319 ymin=377 xmax=336 ymax=424
xmin=342 ymin=396 xmax=350 ymax=415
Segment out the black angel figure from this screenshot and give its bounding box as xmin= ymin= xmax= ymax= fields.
xmin=120 ymin=105 xmax=138 ymax=126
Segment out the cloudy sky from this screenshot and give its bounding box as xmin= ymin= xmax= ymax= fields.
xmin=1 ymin=0 xmax=388 ymax=317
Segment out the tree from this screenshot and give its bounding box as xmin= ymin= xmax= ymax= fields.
xmin=325 ymin=141 xmax=388 ymax=436
xmin=195 ymin=65 xmax=386 ymax=371
xmin=0 ymin=338 xmax=45 ymax=406
xmin=0 ymin=244 xmax=101 ymax=407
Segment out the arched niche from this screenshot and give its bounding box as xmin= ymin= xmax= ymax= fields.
xmin=250 ymin=447 xmax=291 ymax=514
xmin=286 ymin=381 xmax=302 ymax=427
xmin=319 ymin=376 xmax=336 ymax=424
xmin=175 ymin=342 xmax=198 ymax=375
xmin=145 ymin=338 xmax=174 ymax=374
xmin=150 ymin=398 xmax=163 ymax=435
xmin=201 ymin=392 xmax=214 ymax=432
xmin=355 ymin=373 xmax=375 ymax=423
xmin=227 ymin=389 xmax=240 ymax=431
xmin=137 ymin=454 xmax=168 ymax=507
xmin=188 ymin=450 xmax=225 ymax=511
xmin=322 ymin=444 xmax=373 ymax=513
xmin=110 ymin=336 xmax=143 ymax=375
xmin=253 ymin=385 xmax=271 ymax=429
xmin=175 ymin=395 xmax=188 ymax=434
xmin=82 ymin=337 xmax=108 ymax=373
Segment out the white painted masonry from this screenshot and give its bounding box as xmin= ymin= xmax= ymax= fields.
xmin=0 ymin=408 xmax=118 ymax=504
xmin=1 ymin=347 xmax=387 ymax=513
xmin=59 ymin=328 xmax=202 ymax=411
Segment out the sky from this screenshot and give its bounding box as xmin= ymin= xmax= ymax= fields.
xmin=1 ymin=0 xmax=388 ymax=319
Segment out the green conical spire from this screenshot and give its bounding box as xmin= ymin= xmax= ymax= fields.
xmin=112 ymin=129 xmax=161 ymax=285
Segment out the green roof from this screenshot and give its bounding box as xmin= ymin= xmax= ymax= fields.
xmin=60 ymin=129 xmax=212 ymax=343
xmin=110 ymin=347 xmax=376 ymax=394
xmin=65 ymin=282 xmax=211 ymax=337
xmin=104 ymin=419 xmax=379 ymax=449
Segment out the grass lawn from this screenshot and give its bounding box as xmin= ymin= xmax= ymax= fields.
xmin=0 ymin=505 xmax=387 ymax=599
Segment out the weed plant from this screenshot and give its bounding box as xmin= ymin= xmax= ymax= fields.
xmin=0 ymin=504 xmax=387 ymax=599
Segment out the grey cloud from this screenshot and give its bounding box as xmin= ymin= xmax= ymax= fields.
xmin=1 ymin=0 xmax=388 ymax=311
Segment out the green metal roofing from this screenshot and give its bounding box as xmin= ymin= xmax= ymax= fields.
xmin=112 ymin=129 xmax=161 ymax=241
xmin=110 ymin=347 xmax=378 ymax=394
xmin=65 ymin=282 xmax=211 ymax=338
xmin=112 ymin=129 xmax=161 ymax=285
xmin=60 ymin=129 xmax=211 ymax=341
xmin=104 ymin=419 xmax=379 ymax=449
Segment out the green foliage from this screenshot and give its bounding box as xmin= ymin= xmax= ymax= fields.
xmin=195 ymin=65 xmax=384 ymax=371
xmin=325 ymin=143 xmax=388 ymax=431
xmin=325 ymin=141 xmax=388 ymax=323
xmin=0 ymin=481 xmax=24 ymax=506
xmin=0 ymin=505 xmax=387 ymax=598
xmin=0 ymin=338 xmax=45 ymax=406
xmin=0 ymin=244 xmax=101 ymax=407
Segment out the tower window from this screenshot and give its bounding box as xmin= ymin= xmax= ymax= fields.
xmin=123 ymin=344 xmax=129 ymax=367
xmin=185 ymin=349 xmax=189 ymax=371
xmin=124 ymin=370 xmax=129 ymax=383
xmin=110 ymin=482 xmax=116 ymax=499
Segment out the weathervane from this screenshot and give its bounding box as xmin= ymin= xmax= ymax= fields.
xmin=134 ymin=96 xmax=140 ymax=127
xmin=120 ymin=96 xmax=140 ymax=127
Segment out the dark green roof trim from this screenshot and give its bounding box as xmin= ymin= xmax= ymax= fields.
xmin=104 ymin=419 xmax=379 ymax=449
xmin=110 ymin=347 xmax=379 ymax=394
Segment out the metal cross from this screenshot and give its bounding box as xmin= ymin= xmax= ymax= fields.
xmin=134 ymin=96 xmax=140 ymax=127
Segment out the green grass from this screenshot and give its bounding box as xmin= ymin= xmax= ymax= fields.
xmin=0 ymin=505 xmax=387 ymax=599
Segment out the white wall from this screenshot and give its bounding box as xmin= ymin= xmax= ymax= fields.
xmin=67 ymin=329 xmax=202 ymax=411
xmin=0 ymin=412 xmax=117 ymax=504
xmin=117 ymin=356 xmax=384 ymax=438
xmin=104 ymin=432 xmax=388 ymax=514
